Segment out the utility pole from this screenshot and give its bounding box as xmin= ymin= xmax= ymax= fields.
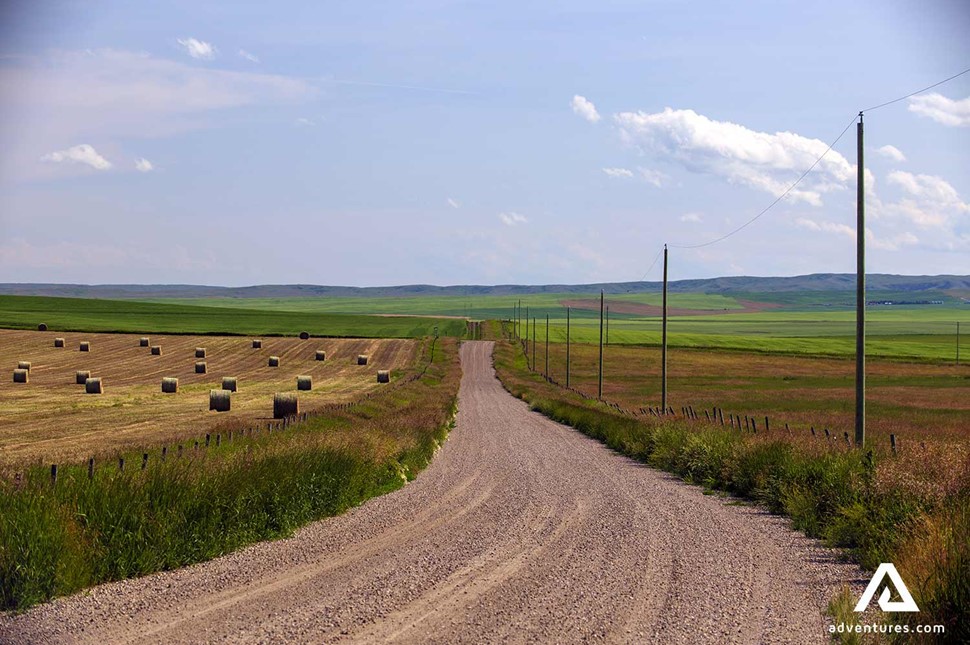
xmin=545 ymin=314 xmax=549 ymax=378
xmin=532 ymin=317 xmax=536 ymax=372
xmin=525 ymin=306 xmax=529 ymax=365
xmin=517 ymin=299 xmax=522 ymax=340
xmin=855 ymin=113 xmax=866 ymax=448
xmin=566 ymin=306 xmax=571 ymax=388
xmin=661 ymin=245 xmax=669 ymax=413
xmin=598 ymin=290 xmax=604 ymax=400
xmin=957 ymin=321 xmax=961 ymax=366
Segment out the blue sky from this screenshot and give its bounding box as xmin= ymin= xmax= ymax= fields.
xmin=1 ymin=0 xmax=968 ymax=287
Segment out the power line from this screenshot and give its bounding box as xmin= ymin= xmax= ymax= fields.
xmin=862 ymin=65 xmax=970 ymax=113
xmin=668 ymin=115 xmax=857 ymax=250
xmin=637 ymin=246 xmax=665 ymax=281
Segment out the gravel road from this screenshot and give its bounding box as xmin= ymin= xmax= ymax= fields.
xmin=0 ymin=341 xmax=863 ymax=644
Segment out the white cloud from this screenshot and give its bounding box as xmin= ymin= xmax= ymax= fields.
xmin=614 ymin=107 xmax=854 ymax=206
xmin=908 ymin=93 xmax=970 ymax=127
xmin=498 ymin=212 xmax=528 ymax=226
xmin=447 ymin=198 xmax=460 ymax=209
xmin=602 ymin=167 xmax=633 ymax=178
xmin=680 ymin=212 xmax=702 ymax=223
xmin=876 ymin=145 xmax=906 ymax=162
xmin=295 ymin=117 xmax=315 ymax=126
xmin=134 ymin=158 xmax=153 ymax=172
xmin=638 ymin=167 xmax=669 ymax=187
xmin=571 ymin=95 xmax=601 ymax=123
xmin=177 ymin=38 xmax=216 ymax=60
xmin=866 ymin=229 xmax=919 ymax=251
xmin=40 ymin=144 xmax=111 ymax=170
xmin=238 ymin=49 xmax=259 ymax=63
xmin=795 ymin=217 xmax=855 ymax=238
xmin=882 ymin=171 xmax=969 ymax=232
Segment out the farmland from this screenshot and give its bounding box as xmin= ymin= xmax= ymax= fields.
xmin=0 ymin=296 xmax=466 ymax=339
xmin=0 ymin=329 xmax=419 ymax=467
xmin=142 ymin=292 xmax=967 ymax=361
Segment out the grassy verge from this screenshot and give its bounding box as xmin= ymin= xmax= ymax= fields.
xmin=492 ymin=336 xmax=968 ymax=641
xmin=0 ymin=337 xmax=461 ymax=612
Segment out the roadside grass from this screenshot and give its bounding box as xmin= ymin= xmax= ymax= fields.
xmin=0 ymin=337 xmax=461 ymax=612
xmin=492 ymin=336 xmax=969 ymax=641
xmin=0 ymin=295 xmax=466 ymax=339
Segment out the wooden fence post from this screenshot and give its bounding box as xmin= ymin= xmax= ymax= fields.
xmin=890 ymin=434 xmax=897 ymax=453
xmin=88 ymin=458 xmax=94 ymax=480
xmin=50 ymin=464 xmax=57 ymax=486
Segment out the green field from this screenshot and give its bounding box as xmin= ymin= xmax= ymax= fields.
xmin=143 ymin=293 xmax=967 ymax=362
xmin=0 ymin=296 xmax=466 ymax=338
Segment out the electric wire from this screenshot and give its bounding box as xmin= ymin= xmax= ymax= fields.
xmin=861 ymin=65 xmax=970 ymax=113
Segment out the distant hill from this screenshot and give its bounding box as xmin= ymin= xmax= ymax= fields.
xmin=0 ymin=274 xmax=967 ymax=299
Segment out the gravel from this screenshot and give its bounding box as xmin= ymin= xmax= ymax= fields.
xmin=0 ymin=341 xmax=866 ymax=644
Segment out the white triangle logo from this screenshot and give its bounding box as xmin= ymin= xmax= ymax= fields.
xmin=854 ymin=563 xmax=919 ymax=612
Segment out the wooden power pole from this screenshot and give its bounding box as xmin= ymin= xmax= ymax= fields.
xmin=598 ymin=290 xmax=604 ymax=400
xmin=566 ymin=306 xmax=571 ymax=388
xmin=661 ymin=245 xmax=669 ymax=413
xmin=545 ymin=314 xmax=549 ymax=378
xmin=855 ymin=113 xmax=866 ymax=448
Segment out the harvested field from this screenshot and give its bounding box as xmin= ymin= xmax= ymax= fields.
xmin=0 ymin=330 xmax=418 ymax=466
xmin=531 ymin=340 xmax=970 ymax=443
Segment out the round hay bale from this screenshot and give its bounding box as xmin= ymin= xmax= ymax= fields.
xmin=54 ymin=337 xmax=65 ymax=348
xmin=221 ymin=377 xmax=238 ymax=392
xmin=139 ymin=337 xmax=150 ymax=347
xmin=79 ymin=341 xmax=90 ymax=352
xmin=75 ymin=370 xmax=91 ymax=384
xmin=315 ymin=350 xmax=326 ymax=361
xmin=209 ymin=389 xmax=231 ymax=412
xmin=195 ymin=361 xmax=207 ymax=374
xmin=296 ymin=375 xmax=312 ymax=391
xmin=273 ymin=392 xmax=299 ymax=419
xmin=151 ymin=345 xmax=162 ymax=356
xmin=252 ymin=339 xmax=262 ymax=349
xmin=377 ymin=370 xmax=390 ymax=383
xmin=299 ymin=331 xmax=310 ymax=340
xmin=84 ymin=377 xmax=103 ymax=394
xmin=268 ymin=356 xmax=280 ymax=367
xmin=38 ymin=323 xmax=48 ymax=331
xmin=17 ymin=361 xmax=31 ymax=371
xmin=357 ymin=354 xmax=369 ymax=366
xmin=13 ymin=369 xmax=28 ymax=384
xmin=161 ymin=377 xmax=179 ymax=393
xmin=195 ymin=347 xmax=206 ymax=358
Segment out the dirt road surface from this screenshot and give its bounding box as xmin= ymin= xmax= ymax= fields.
xmin=0 ymin=341 xmax=862 ymax=643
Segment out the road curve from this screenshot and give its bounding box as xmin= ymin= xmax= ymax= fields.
xmin=0 ymin=341 xmax=862 ymax=644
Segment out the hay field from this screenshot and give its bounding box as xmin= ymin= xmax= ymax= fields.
xmin=0 ymin=330 xmax=418 ymax=466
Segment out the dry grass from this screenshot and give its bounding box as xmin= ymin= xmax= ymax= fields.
xmin=0 ymin=330 xmax=419 ymax=466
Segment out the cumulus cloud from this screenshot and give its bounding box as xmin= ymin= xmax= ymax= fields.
xmin=638 ymin=167 xmax=669 ymax=187
xmin=447 ymin=198 xmax=460 ymax=209
xmin=877 ymin=145 xmax=906 ymax=162
xmin=795 ymin=217 xmax=855 ymax=238
xmin=571 ymin=95 xmax=601 ymax=123
xmin=40 ymin=144 xmax=111 ymax=170
xmin=177 ymin=37 xmax=216 ymax=60
xmin=238 ymin=49 xmax=259 ymax=63
xmin=885 ymin=171 xmax=969 ymax=228
xmin=614 ymin=107 xmax=854 ymax=206
xmin=908 ymin=93 xmax=970 ymax=127
xmin=134 ymin=158 xmax=153 ymax=172
xmin=680 ymin=212 xmax=702 ymax=223
xmin=866 ymin=229 xmax=919 ymax=251
xmin=295 ymin=117 xmax=315 ymax=126
xmin=602 ymin=167 xmax=633 ymax=178
xmin=498 ymin=212 xmax=528 ymax=226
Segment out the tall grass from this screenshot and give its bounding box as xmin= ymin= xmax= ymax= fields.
xmin=493 ymin=338 xmax=968 ymax=641
xmin=0 ymin=337 xmax=461 ymax=612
